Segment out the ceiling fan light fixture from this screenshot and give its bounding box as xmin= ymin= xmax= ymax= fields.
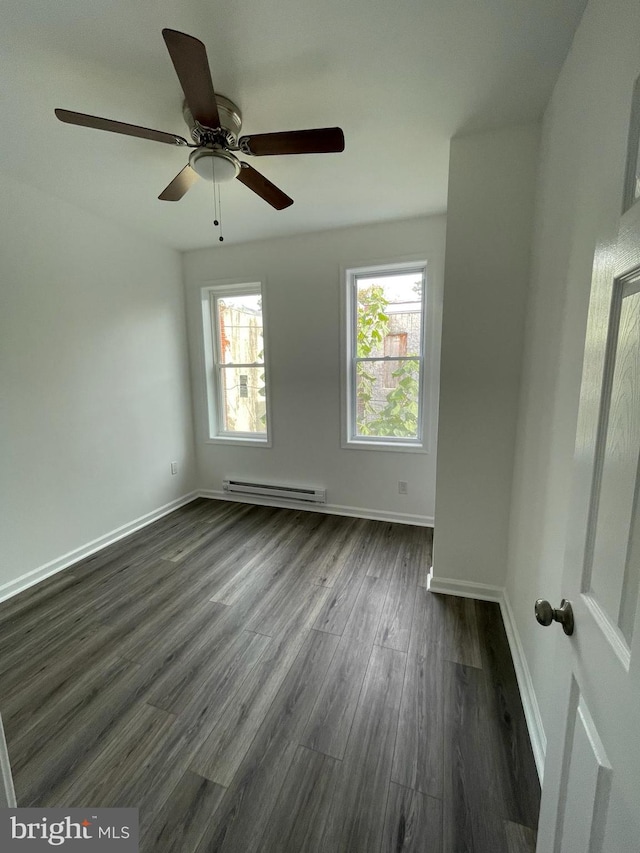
xmin=188 ymin=148 xmax=240 ymax=183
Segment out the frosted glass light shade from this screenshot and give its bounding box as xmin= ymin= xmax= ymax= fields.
xmin=189 ymin=149 xmax=239 ymax=183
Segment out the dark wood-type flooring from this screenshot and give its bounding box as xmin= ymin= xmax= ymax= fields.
xmin=0 ymin=499 xmax=540 ymax=852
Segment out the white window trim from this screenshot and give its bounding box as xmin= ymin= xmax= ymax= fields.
xmin=341 ymin=258 xmax=433 ymax=453
xmin=200 ymin=279 xmax=272 ymax=447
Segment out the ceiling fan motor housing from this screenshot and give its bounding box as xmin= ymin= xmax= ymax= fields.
xmin=183 ymin=95 xmax=242 ymax=146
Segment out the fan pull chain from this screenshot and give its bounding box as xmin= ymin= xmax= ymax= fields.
xmin=211 ymin=156 xmax=219 ymax=225
xmin=210 ymin=156 xmax=224 ymax=242
xmin=217 ymin=185 xmax=224 ymax=242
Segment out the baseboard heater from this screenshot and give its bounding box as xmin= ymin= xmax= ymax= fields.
xmin=222 ymin=479 xmax=326 ymax=504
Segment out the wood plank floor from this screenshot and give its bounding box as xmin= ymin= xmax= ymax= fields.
xmin=0 ymin=499 xmax=540 ymax=852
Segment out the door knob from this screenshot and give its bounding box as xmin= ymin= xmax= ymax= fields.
xmin=535 ymin=598 xmax=574 ymax=636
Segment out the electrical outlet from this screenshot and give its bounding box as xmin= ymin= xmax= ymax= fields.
xmin=398 ymin=480 xmax=408 ymax=495
xmin=170 ymin=461 xmax=178 ymax=475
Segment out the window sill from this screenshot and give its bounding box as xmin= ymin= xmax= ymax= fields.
xmin=343 ymin=438 xmax=429 ymax=454
xmin=206 ymin=436 xmax=271 ymax=448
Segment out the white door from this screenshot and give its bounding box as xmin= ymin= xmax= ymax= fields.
xmin=0 ymin=713 xmax=16 ymax=808
xmin=536 ymin=76 xmax=640 ymax=852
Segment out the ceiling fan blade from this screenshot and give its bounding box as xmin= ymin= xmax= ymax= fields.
xmin=158 ymin=165 xmax=199 ymax=201
xmin=239 ymin=127 xmax=345 ymax=156
xmin=54 ymin=109 xmax=189 ymax=146
xmin=162 ymin=29 xmax=220 ymax=129
xmin=236 ymin=164 xmax=293 ymax=210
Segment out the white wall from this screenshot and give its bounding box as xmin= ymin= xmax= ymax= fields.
xmin=183 ymin=216 xmax=446 ymax=524
xmin=432 ymin=125 xmax=540 ymax=589
xmin=505 ymin=0 xmax=640 ymax=747
xmin=0 ymin=175 xmax=197 ymax=596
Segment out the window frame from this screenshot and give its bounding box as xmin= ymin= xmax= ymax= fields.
xmin=342 ymin=259 xmax=430 ymax=452
xmin=200 ymin=279 xmax=272 ymax=446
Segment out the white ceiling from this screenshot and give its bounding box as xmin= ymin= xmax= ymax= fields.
xmin=1 ymin=0 xmax=586 ymax=251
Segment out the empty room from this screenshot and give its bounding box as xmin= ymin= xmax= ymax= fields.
xmin=1 ymin=0 xmax=639 ymax=850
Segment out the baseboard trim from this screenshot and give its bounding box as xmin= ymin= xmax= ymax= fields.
xmin=0 ymin=491 xmax=198 ymax=605
xmin=427 ymin=572 xmax=503 ymax=602
xmin=197 ymin=490 xmax=434 ymax=527
xmin=500 ymin=588 xmax=546 ymax=782
xmin=427 ymin=572 xmax=546 ymax=782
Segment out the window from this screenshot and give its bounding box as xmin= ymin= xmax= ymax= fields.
xmin=343 ymin=261 xmax=428 ymax=449
xmin=201 ymin=281 xmax=270 ymax=444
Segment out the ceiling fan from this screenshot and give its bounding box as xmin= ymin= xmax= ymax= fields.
xmin=55 ymin=28 xmax=345 ymax=211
